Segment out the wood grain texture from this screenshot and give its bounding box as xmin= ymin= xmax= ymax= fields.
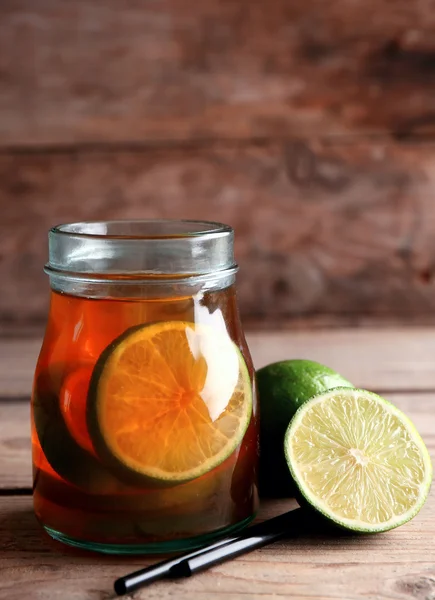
xmin=0 ymin=402 xmax=31 ymax=489
xmin=1 ymin=0 xmax=435 ymax=145
xmin=4 ymin=328 xmax=435 ymax=399
xmin=1 ymin=330 xmax=435 ymax=599
xmin=2 ymin=140 xmax=435 ymax=327
xmin=2 ymin=390 xmax=434 ymax=489
xmin=0 ymin=493 xmax=434 ymax=599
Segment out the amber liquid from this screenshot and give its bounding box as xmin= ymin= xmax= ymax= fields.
xmin=32 ymin=285 xmax=258 ymax=551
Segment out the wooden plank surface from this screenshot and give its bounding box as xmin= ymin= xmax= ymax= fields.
xmin=2 ymin=0 xmax=435 ymax=145
xmin=4 ymin=328 xmax=435 ymax=398
xmin=1 ymin=493 xmax=434 ymax=599
xmin=0 ymin=402 xmax=31 ymax=489
xmin=1 ymin=330 xmax=435 ymax=599
xmin=2 ymin=0 xmax=435 ymax=330
xmin=3 ymin=140 xmax=435 ymax=327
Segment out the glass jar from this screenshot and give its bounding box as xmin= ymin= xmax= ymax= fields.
xmin=32 ymin=220 xmax=258 ymax=554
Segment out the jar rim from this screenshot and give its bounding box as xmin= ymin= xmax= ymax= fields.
xmin=51 ymin=219 xmax=233 ymax=241
xmin=46 ymin=219 xmax=237 ymax=283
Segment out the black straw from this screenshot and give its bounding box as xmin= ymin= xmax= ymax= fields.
xmin=114 ymin=534 xmax=242 ymax=595
xmin=114 ymin=507 xmax=311 ymax=595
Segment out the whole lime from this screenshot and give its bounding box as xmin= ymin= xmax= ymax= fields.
xmin=257 ymin=359 xmax=354 ymax=497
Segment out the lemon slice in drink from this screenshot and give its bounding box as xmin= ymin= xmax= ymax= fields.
xmin=284 ymin=388 xmax=432 ymax=532
xmin=87 ymin=321 xmax=252 ymax=485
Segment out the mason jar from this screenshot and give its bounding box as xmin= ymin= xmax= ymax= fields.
xmin=32 ymin=220 xmax=258 ymax=553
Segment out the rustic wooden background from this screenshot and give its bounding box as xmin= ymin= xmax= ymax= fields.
xmin=2 ymin=0 xmax=435 ymax=333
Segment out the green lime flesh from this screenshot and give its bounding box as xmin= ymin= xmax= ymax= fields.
xmin=284 ymin=388 xmax=433 ymax=533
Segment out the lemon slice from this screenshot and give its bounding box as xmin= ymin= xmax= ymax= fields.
xmin=87 ymin=321 xmax=252 ymax=485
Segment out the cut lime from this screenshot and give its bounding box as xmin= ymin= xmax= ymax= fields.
xmin=257 ymin=360 xmax=353 ymax=497
xmin=87 ymin=321 xmax=253 ymax=485
xmin=285 ymin=388 xmax=432 ymax=532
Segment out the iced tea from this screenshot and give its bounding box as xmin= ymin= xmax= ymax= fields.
xmin=32 ymin=221 xmax=258 ymax=553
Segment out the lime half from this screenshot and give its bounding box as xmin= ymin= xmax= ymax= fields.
xmin=285 ymin=388 xmax=432 ymax=532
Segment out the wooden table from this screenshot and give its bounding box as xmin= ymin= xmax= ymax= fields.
xmin=1 ymin=329 xmax=434 ymax=600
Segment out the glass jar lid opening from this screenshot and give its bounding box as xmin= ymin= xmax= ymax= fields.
xmin=55 ymin=219 xmax=232 ymax=240
xmin=46 ymin=219 xmax=237 ymax=280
